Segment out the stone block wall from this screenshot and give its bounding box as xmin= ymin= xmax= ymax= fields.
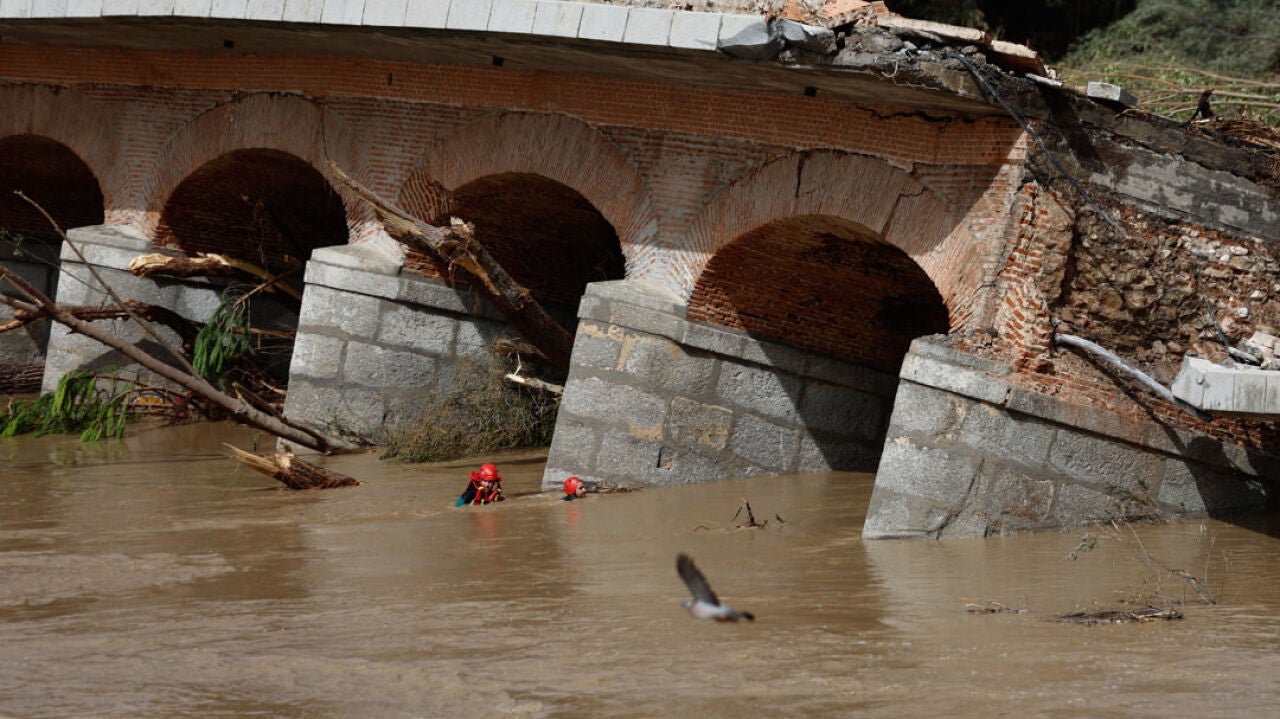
xmin=282 ymin=241 xmax=519 ymax=440
xmin=41 ymin=224 xmax=300 ymax=393
xmin=543 ymin=279 xmax=899 ymax=490
xmin=0 ymin=239 xmax=59 ymax=390
xmin=863 ymin=337 xmax=1280 ymax=540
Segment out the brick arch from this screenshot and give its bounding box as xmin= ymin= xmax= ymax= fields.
xmin=688 ymin=215 xmax=951 ymax=371
xmin=0 ymin=84 xmax=116 ymax=213
xmin=0 ymin=135 xmax=104 ymax=240
xmin=682 ymin=150 xmax=985 ymax=328
xmin=399 ymin=112 xmax=659 ymax=274
xmin=143 ymin=93 xmax=367 ymax=242
xmin=156 ymin=148 xmax=349 ymax=275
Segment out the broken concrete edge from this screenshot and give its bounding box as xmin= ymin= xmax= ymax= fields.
xmin=1170 ymin=355 xmax=1280 ymax=417
xmin=898 ymin=337 xmax=1279 ymax=479
xmin=865 ymin=342 xmax=1280 ymax=540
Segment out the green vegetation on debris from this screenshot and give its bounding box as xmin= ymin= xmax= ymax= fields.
xmin=380 ymin=348 xmax=559 ymax=463
xmin=1 ymin=371 xmax=129 ymax=441
xmin=192 ymin=291 xmax=252 ymax=386
xmin=1060 ymin=0 xmax=1280 ymax=126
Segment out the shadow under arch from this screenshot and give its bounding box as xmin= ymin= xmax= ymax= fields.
xmin=427 ymin=172 xmax=626 ymax=332
xmin=688 ymin=215 xmax=950 ymax=374
xmin=398 ymin=111 xmax=660 ymax=276
xmin=156 ymin=148 xmax=348 ymax=279
xmin=155 ymin=148 xmax=349 ymax=382
xmin=143 ymin=93 xmax=367 ymax=243
xmin=0 ymin=134 xmax=105 ymax=241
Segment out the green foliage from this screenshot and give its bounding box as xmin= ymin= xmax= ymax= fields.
xmin=1060 ymin=0 xmax=1280 ymax=126
xmin=1065 ymin=0 xmax=1280 ymax=76
xmin=1 ymin=371 xmax=130 ymax=441
xmin=381 ymin=350 xmax=559 ymax=463
xmin=192 ymin=292 xmax=251 ymax=385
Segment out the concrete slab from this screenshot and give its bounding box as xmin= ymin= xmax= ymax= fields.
xmin=1087 ymin=81 xmax=1137 ymax=108
xmin=64 ymin=0 xmax=102 ymax=16
xmin=31 ymin=0 xmax=68 ymax=16
xmin=1171 ymin=356 xmax=1280 ymax=415
xmin=361 ymin=0 xmax=404 ymax=26
xmin=0 ymin=0 xmax=34 ymax=18
xmin=488 ymin=0 xmax=536 ymax=34
xmin=245 ymin=0 xmax=284 ymax=20
xmin=402 ymin=0 xmax=447 ymax=28
xmin=173 ymin=0 xmax=210 ymax=17
xmin=668 ymin=9 xmax=720 ymax=50
xmin=320 ymin=0 xmax=363 ymax=25
xmin=138 ymin=0 xmax=175 ymax=14
xmin=209 ymin=0 xmax=246 ymax=19
xmin=100 ymin=0 xmax=138 ymax=15
xmin=279 ymin=0 xmax=317 ymax=20
xmin=446 ymin=0 xmax=490 ymax=30
xmin=531 ymin=0 xmax=581 ymax=38
xmin=578 ymin=1 xmax=627 ymax=42
xmin=623 ymin=7 xmax=672 ymax=46
xmin=718 ymin=14 xmax=783 ymax=60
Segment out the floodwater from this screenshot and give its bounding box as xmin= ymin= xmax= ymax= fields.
xmin=2 ymin=423 xmax=1279 ymax=719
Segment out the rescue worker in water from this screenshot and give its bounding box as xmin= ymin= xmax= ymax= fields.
xmin=562 ymin=476 xmax=586 ymax=501
xmin=456 ymin=463 xmax=505 ymax=506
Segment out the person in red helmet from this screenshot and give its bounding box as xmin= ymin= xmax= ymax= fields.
xmin=562 ymin=476 xmax=586 ymax=501
xmin=456 ymin=463 xmax=505 ymax=506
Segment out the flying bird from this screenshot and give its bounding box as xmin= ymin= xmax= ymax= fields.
xmin=676 ymin=553 xmax=755 ymax=622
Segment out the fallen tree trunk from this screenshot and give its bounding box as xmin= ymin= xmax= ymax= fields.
xmin=0 ymin=299 xmax=201 ymax=346
xmin=0 ymin=267 xmax=357 ymax=453
xmin=224 ymin=443 xmax=361 ymax=489
xmin=328 ymin=163 xmax=575 ymax=372
xmin=128 ymin=252 xmax=303 ymax=302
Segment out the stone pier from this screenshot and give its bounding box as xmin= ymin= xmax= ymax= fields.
xmin=542 ymin=280 xmax=899 ymax=490
xmin=862 ymin=338 xmax=1280 ymax=539
xmin=41 ymin=225 xmax=302 ymax=393
xmin=282 ymin=242 xmax=524 ymax=440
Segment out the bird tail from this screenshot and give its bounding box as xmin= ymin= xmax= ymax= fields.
xmin=738 ymin=611 xmax=755 ymax=621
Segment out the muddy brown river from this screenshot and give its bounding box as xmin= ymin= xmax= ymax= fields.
xmin=2 ymin=422 xmax=1279 ymax=718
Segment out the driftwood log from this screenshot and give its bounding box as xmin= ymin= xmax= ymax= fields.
xmin=224 ymin=443 xmax=361 ymax=489
xmin=328 ymin=163 xmax=575 ymax=373
xmin=0 ymin=299 xmax=200 ymax=345
xmin=128 ymin=252 xmax=303 ymax=302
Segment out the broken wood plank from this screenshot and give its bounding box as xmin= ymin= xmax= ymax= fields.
xmin=128 ymin=252 xmax=303 ymax=301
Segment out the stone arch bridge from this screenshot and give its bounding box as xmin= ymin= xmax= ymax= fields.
xmin=2 ymin=1 xmax=1278 ymax=538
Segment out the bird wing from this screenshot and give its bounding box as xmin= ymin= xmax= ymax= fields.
xmin=676 ymin=553 xmax=720 ymax=605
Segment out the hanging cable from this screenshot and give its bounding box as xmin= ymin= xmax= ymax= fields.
xmin=952 ymin=52 xmax=1125 ymax=235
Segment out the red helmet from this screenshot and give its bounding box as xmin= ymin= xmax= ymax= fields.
xmin=563 ymin=476 xmax=582 ymax=495
xmin=478 ymin=463 xmax=500 ymax=480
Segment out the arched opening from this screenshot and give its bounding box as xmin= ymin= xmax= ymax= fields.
xmin=427 ymin=172 xmax=626 ymax=329
xmin=0 ymin=135 xmax=104 ymax=390
xmin=0 ymin=134 xmax=104 ymax=239
xmin=687 ymin=215 xmax=950 ymax=372
xmin=156 ymin=150 xmax=347 ymax=384
xmin=156 ymin=149 xmax=348 ymax=286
